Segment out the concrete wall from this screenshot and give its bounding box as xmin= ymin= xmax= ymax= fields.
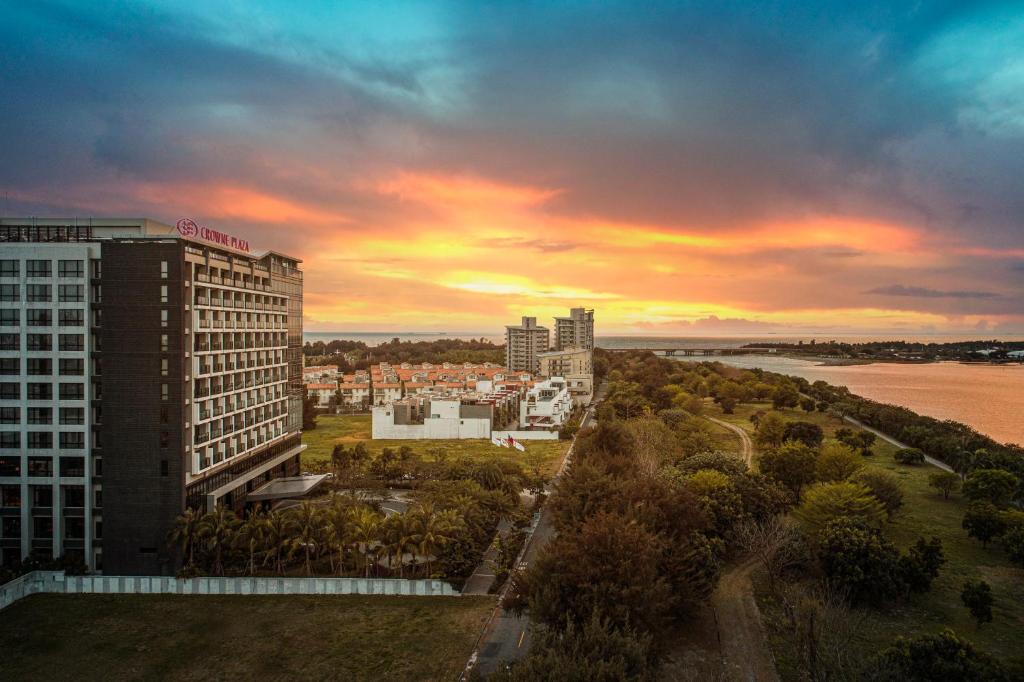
xmin=372 ymin=406 xmax=491 ymax=439
xmin=492 ymin=430 xmax=560 ymax=441
xmin=1 ymin=570 xmax=458 ymax=611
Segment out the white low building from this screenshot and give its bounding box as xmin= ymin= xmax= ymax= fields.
xmin=305 ymin=383 xmax=336 ymax=408
xmin=520 ymin=377 xmax=574 ymax=430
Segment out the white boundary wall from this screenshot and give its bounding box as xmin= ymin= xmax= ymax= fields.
xmin=492 ymin=430 xmax=559 ymax=441
xmin=1 ymin=571 xmax=458 ymax=611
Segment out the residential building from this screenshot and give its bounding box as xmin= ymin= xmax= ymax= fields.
xmin=0 ymin=217 xmax=305 ymax=575
xmin=520 ymin=378 xmax=574 ymax=430
xmin=505 ymin=316 xmax=549 ymax=374
xmin=305 ymin=383 xmax=336 ymax=408
xmin=302 ymin=365 xmax=340 ymax=383
xmin=538 ymin=347 xmax=593 ymax=403
xmin=553 ymin=307 xmax=594 ymax=351
xmin=373 ymin=382 xmax=403 ymax=406
xmin=371 ymin=386 xmax=524 ymax=440
xmin=337 ymin=381 xmax=370 ymax=408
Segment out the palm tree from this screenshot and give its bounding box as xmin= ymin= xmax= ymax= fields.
xmin=234 ymin=509 xmax=267 ymax=576
xmin=167 ymin=508 xmax=202 ymax=570
xmin=261 ymin=509 xmax=293 ymax=575
xmin=198 ymin=506 xmax=240 ymax=576
xmin=349 ymin=507 xmax=383 ymax=578
xmin=410 ymin=503 xmax=461 ymax=579
xmin=383 ymin=513 xmax=417 ymax=578
xmin=286 ymin=501 xmax=325 ymax=576
xmin=324 ymin=497 xmax=353 ymax=575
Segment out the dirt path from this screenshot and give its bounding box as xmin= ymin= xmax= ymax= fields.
xmin=711 ymin=558 xmax=780 ymax=682
xmin=706 ymin=416 xmax=754 ymax=466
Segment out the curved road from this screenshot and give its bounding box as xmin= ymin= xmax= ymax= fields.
xmin=706 ymin=416 xmax=754 ymax=466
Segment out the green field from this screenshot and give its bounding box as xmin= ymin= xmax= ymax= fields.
xmin=0 ymin=593 xmax=494 ymax=681
xmin=705 ymin=400 xmax=1024 ymax=670
xmin=302 ymin=414 xmax=570 ymax=478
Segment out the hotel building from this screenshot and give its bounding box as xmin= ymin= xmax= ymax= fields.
xmin=0 ymin=218 xmax=304 ymax=575
xmin=553 ymin=307 xmax=594 ymax=351
xmin=505 ymin=316 xmax=550 ymax=374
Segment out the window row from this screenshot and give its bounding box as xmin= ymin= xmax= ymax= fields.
xmin=0 ymin=516 xmax=88 ymax=540
xmin=0 ymin=358 xmax=85 ymax=376
xmin=0 ymin=407 xmax=85 ymax=425
xmin=0 ymin=260 xmax=84 ymax=278
xmin=0 ymin=383 xmax=86 ymax=400
xmin=0 ymin=309 xmax=85 ymax=326
xmin=0 ymin=431 xmax=86 ymax=449
xmin=0 ymin=284 xmax=85 ymax=302
xmin=0 ymin=333 xmax=85 ymax=351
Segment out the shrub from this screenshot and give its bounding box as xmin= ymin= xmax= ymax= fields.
xmin=961 ymin=580 xmax=994 ymax=628
xmin=869 ymin=629 xmax=1010 ymax=681
xmin=962 ymin=469 xmax=1020 ymax=508
xmin=795 ymin=482 xmax=887 ymax=536
xmin=783 ymin=421 xmax=824 ymax=448
xmin=817 ymin=518 xmax=904 ymax=605
xmin=899 ymin=537 xmax=945 ymax=593
xmin=961 ymin=502 xmax=1006 ymax=547
xmin=850 ymin=469 xmax=904 ymax=520
xmin=758 ymin=442 xmax=818 ymax=498
xmin=928 ymin=471 xmax=961 ymax=500
xmin=894 ymin=448 xmax=926 ymax=465
xmin=816 ymin=442 xmax=863 ymax=482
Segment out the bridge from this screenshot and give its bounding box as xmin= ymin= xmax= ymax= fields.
xmin=601 ymin=347 xmax=779 ymax=357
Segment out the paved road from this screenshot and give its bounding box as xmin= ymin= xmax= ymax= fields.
xmin=842 ymin=415 xmax=954 ymax=473
xmin=706 ymin=415 xmax=754 ymax=466
xmin=467 ymin=383 xmax=606 ymax=678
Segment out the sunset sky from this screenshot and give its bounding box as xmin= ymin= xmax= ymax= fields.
xmin=3 ymin=1 xmax=1023 ymax=336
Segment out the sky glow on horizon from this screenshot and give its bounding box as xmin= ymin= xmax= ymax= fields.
xmin=2 ymin=1 xmax=1023 ymax=335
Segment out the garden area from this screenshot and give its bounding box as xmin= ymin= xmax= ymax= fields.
xmin=0 ymin=593 xmax=493 ymax=681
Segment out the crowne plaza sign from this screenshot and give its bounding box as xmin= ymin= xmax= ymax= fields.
xmin=176 ymin=218 xmax=251 ymax=254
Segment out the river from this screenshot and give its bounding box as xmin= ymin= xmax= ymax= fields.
xmin=674 ymin=355 xmax=1024 ymax=446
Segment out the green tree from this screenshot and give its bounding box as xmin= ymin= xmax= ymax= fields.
xmin=961 ymin=580 xmax=994 ymax=628
xmin=850 ymin=468 xmax=904 ymax=520
xmin=869 ymin=629 xmax=1009 ymax=681
xmin=899 ymin=537 xmax=945 ymax=594
xmin=350 ymin=506 xmax=384 ymax=578
xmin=287 ymin=501 xmax=325 ymax=576
xmin=758 ymin=442 xmax=818 ymax=498
xmin=817 ymin=518 xmax=905 ymax=605
xmin=167 ymin=508 xmax=203 ymax=571
xmin=962 ymin=469 xmax=1019 ymax=508
xmin=753 ymin=412 xmax=788 ymax=450
xmin=234 ymin=510 xmax=268 ymax=576
xmin=772 ymin=383 xmax=800 ymax=409
xmin=894 ymin=448 xmax=926 ymax=465
xmin=198 ymin=506 xmax=240 ymax=576
xmin=928 ymin=471 xmax=962 ymax=500
xmin=961 ymin=502 xmax=1006 ymax=547
xmin=261 ymin=510 xmax=294 ymax=575
xmin=1000 ymin=525 xmax=1024 ymax=568
xmin=815 ymin=442 xmax=863 ymax=482
xmin=783 ymin=421 xmax=824 ymax=448
xmin=800 ymin=397 xmax=817 ymax=412
xmin=795 ymin=482 xmax=887 ymax=536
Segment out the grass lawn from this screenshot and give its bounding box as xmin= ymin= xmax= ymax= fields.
xmin=303 ymin=414 xmax=570 ymax=478
xmin=706 ymin=400 xmax=1024 ymax=670
xmin=0 ymin=593 xmax=495 ymax=682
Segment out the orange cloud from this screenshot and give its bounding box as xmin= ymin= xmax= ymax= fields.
xmin=376 ymin=172 xmax=562 ymax=209
xmin=133 ymin=182 xmax=347 ymax=225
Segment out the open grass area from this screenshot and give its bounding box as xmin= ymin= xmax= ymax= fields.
xmin=0 ymin=593 xmax=495 ymax=682
xmin=705 ymin=400 xmax=1024 ymax=670
xmin=303 ymin=414 xmax=570 ymax=478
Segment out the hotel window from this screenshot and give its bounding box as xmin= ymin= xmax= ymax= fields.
xmin=159 ymin=405 xmax=169 ymax=424
xmin=0 ymin=432 xmax=19 ymax=448
xmin=3 ymin=516 xmax=22 ymax=538
xmin=160 ymin=261 xmax=168 ymax=279
xmin=65 ymin=517 xmax=85 ymax=539
xmin=59 ymin=407 xmax=84 ymax=425
xmin=0 ymin=457 xmax=20 ymax=476
xmin=59 ymin=359 xmax=84 ymax=376
xmin=59 ymin=432 xmax=85 ymax=449
xmin=60 ymin=458 xmax=85 ymax=477
xmin=28 ymin=334 xmax=52 ymax=351
xmin=160 ymin=309 xmax=168 ymax=328
xmin=27 ymin=358 xmax=52 ymax=375
xmin=59 ymin=309 xmax=84 ymax=327
xmin=0 ymin=309 xmax=18 ymax=326
xmin=28 ymin=383 xmax=52 ymax=400
xmin=1 ymin=485 xmax=20 ymax=508
xmin=160 ymin=285 xmax=168 ymax=303
xmin=91 ymin=260 xmax=102 ymax=279
xmin=0 ymin=407 xmax=18 ymax=424
xmin=0 ymin=358 xmax=17 ymax=375
xmin=0 ymin=284 xmax=17 ymax=301
xmin=160 ymin=358 xmax=169 ymax=377
xmin=28 ymin=433 xmax=53 ymax=449
xmin=59 ymin=334 xmax=84 ymax=351
xmin=28 ymin=407 xmax=52 ymax=425
xmin=59 ymin=383 xmax=85 ymax=400
xmin=0 ymin=383 xmax=18 ymax=400
xmin=0 ymin=260 xmax=18 ymax=277
xmin=161 ymin=383 xmax=169 ymax=401
xmin=58 ymin=284 xmax=84 ymax=302
xmin=27 ymin=260 xmax=51 ymax=277
xmin=160 ymin=334 xmax=169 ymax=352
xmin=0 ymin=334 xmax=17 ymax=351
xmin=33 ymin=517 xmax=53 ymax=538
xmin=27 ymin=309 xmax=51 ymax=326
xmin=58 ymin=260 xmax=84 ymax=278
xmin=27 ymin=284 xmax=51 ymax=302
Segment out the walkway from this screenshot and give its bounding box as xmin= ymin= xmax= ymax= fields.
xmin=842 ymin=416 xmax=954 ymax=473
xmin=711 ymin=559 xmax=780 ymax=682
xmin=706 ymin=415 xmax=754 ymax=466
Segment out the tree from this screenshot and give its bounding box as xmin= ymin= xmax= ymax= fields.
xmin=167 ymin=508 xmax=203 ymax=571
xmin=302 ymin=388 xmax=318 ymax=431
xmin=894 ymin=448 xmax=926 ymax=465
xmin=604 ymin=381 xmax=651 ymax=420
xmin=758 ymin=442 xmax=818 ymax=498
xmin=350 ymin=506 xmax=384 ymax=578
xmin=961 ymin=580 xmax=994 ymax=628
xmin=753 ymin=412 xmax=787 ymax=450
xmin=795 ymin=482 xmax=887 ymax=536
xmin=899 ymin=537 xmax=945 ymax=594
xmin=198 ymin=506 xmax=240 ymax=576
xmin=962 ymin=469 xmax=1019 ymax=508
xmin=737 ymin=516 xmax=805 ymax=595
xmin=800 ymin=397 xmax=817 ymax=413
xmin=261 ymin=510 xmax=294 ymax=575
xmin=815 ymin=442 xmax=863 ymax=482
xmin=772 ymin=383 xmax=800 ymax=409
xmin=961 ymin=502 xmax=1006 ymax=547
xmin=817 ymin=518 xmax=905 ymax=605
xmin=1000 ymin=525 xmax=1024 ymax=568
xmin=783 ymin=421 xmax=824 ymax=448
xmin=928 ymin=471 xmax=961 ymax=500
xmin=849 ymin=468 xmax=904 ymax=520
xmin=853 ymin=431 xmax=876 ymax=456
xmin=869 ymin=629 xmax=1009 ymax=682
xmin=287 ymin=501 xmax=325 ymax=576
xmin=234 ymin=510 xmax=267 ymax=576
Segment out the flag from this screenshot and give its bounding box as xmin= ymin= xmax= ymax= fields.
xmin=491 ymin=435 xmax=505 ymax=447
xmin=513 ymin=441 xmax=526 ymax=452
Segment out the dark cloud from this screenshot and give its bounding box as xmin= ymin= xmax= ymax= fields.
xmin=865 ymin=285 xmax=999 ymax=299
